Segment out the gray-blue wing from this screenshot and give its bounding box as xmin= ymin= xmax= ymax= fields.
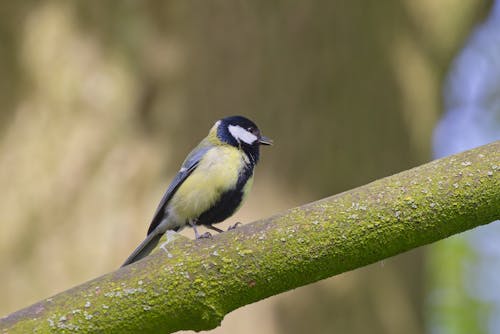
xmin=146 ymin=141 xmax=213 ymax=235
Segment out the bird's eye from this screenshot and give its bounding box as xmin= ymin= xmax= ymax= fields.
xmin=247 ymin=127 xmax=258 ymax=135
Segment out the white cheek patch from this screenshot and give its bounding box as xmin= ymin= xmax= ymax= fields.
xmin=228 ymin=125 xmax=258 ymax=145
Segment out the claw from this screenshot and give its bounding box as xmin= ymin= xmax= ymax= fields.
xmin=227 ymin=222 xmax=242 ymax=231
xmin=198 ymin=232 xmax=213 ymax=239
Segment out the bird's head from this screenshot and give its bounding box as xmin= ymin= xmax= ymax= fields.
xmin=211 ymin=115 xmax=272 ymax=164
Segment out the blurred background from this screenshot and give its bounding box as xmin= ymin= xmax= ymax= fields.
xmin=0 ymin=1 xmax=499 ymax=333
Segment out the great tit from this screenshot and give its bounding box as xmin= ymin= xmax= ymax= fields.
xmin=122 ymin=116 xmax=272 ymax=266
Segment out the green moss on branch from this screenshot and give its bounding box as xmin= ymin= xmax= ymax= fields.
xmin=1 ymin=141 xmax=499 ymax=333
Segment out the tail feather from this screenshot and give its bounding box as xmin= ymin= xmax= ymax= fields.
xmin=121 ymin=232 xmax=163 ymax=267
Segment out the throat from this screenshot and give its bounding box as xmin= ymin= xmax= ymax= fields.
xmin=241 ymin=147 xmax=259 ymax=166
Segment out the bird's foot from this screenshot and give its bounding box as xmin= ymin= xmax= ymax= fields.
xmin=227 ymin=222 xmax=242 ymax=231
xmin=198 ymin=232 xmax=213 ymax=239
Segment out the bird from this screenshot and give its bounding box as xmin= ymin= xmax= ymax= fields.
xmin=122 ymin=115 xmax=272 ymax=267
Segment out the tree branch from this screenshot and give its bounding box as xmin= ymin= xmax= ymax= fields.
xmin=1 ymin=141 xmax=499 ymax=333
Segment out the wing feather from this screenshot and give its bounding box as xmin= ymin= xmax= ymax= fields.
xmin=146 ymin=140 xmax=213 ymax=235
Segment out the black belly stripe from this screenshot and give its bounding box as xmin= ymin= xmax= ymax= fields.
xmin=196 ymin=162 xmax=254 ymax=226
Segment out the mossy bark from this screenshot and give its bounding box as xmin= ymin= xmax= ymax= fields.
xmin=1 ymin=141 xmax=499 ymax=333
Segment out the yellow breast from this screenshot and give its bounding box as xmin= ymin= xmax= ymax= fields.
xmin=168 ymin=146 xmax=246 ymax=222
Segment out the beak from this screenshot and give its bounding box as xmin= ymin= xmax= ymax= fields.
xmin=259 ymin=135 xmax=273 ymax=146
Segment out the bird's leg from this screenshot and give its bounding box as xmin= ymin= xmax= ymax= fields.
xmin=205 ymin=225 xmax=224 ymax=233
xmin=189 ymin=220 xmax=203 ymax=239
xmin=189 ymin=220 xmax=213 ymax=239
xmin=227 ymin=222 xmax=242 ymax=231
